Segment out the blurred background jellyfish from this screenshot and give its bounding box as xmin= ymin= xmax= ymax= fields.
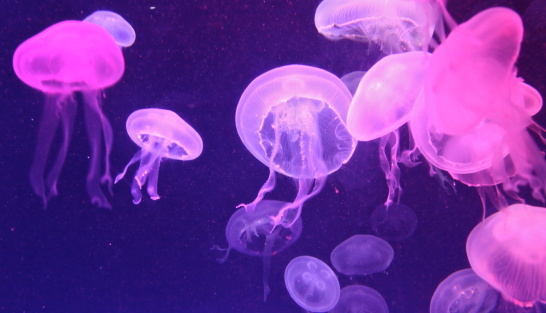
xmin=284 ymin=255 xmax=340 ymax=312
xmin=330 ymin=234 xmax=394 ymax=276
xmin=430 ymin=268 xmax=498 ymax=313
xmin=115 ymin=108 xmax=203 ymax=204
xmin=410 ymin=7 xmax=546 ymax=208
xmin=330 ymin=285 xmax=389 ymax=313
xmin=214 ymin=200 xmax=302 ymax=301
xmin=339 ymin=70 xmax=366 ymax=95
xmin=236 ymin=64 xmax=357 ymax=227
xmin=370 ymin=203 xmax=418 ymax=241
xmin=314 ymin=0 xmax=441 ymax=54
xmin=83 ymin=10 xmax=136 ymax=47
xmin=466 ymin=204 xmax=546 ymax=308
xmin=12 ymin=20 xmax=124 ymax=208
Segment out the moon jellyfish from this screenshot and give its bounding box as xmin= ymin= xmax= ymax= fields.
xmin=314 ymin=0 xmax=440 ymax=54
xmin=340 ymin=71 xmax=366 ymax=96
xmin=430 ymin=268 xmax=498 ymax=313
xmin=215 ymin=200 xmax=302 ymax=301
xmin=284 ymin=255 xmax=340 ymax=312
xmin=331 ymin=285 xmax=389 ymax=313
xmin=83 ymin=10 xmax=136 ymax=47
xmin=370 ymin=203 xmax=418 ymax=241
xmin=13 ymin=20 xmax=124 ymax=208
xmin=330 ymin=234 xmax=394 ymax=276
xmin=466 ymin=204 xmax=546 ymax=308
xmin=236 ymin=64 xmax=356 ymax=227
xmin=115 ymin=108 xmax=203 ymax=204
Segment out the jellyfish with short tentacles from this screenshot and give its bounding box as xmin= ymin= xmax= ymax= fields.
xmin=214 ymin=200 xmax=302 ymax=301
xmin=84 ymin=10 xmax=136 ymax=47
xmin=115 ymin=108 xmax=203 ymax=204
xmin=236 ymin=64 xmax=357 ymax=228
xmin=13 ymin=20 xmax=124 ymax=208
xmin=466 ymin=204 xmax=546 ymax=309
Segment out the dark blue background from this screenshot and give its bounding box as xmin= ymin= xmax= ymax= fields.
xmin=1 ymin=0 xmax=545 ymax=312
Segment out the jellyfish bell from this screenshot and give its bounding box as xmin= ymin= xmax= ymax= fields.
xmin=13 ymin=20 xmax=124 ymax=208
xmin=330 ymin=234 xmax=394 ymax=276
xmin=340 ymin=70 xmax=366 ymax=96
xmin=115 ymin=108 xmax=203 ymax=204
xmin=370 ymin=203 xmax=418 ymax=241
xmin=466 ymin=204 xmax=546 ymax=307
xmin=83 ymin=10 xmax=136 ymax=47
xmin=330 ymin=285 xmax=389 ymax=313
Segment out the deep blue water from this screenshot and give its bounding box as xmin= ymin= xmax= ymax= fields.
xmin=1 ymin=1 xmax=546 ymax=312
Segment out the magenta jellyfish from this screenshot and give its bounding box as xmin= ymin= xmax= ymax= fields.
xmin=13 ymin=20 xmax=124 ymax=208
xmin=236 ymin=64 xmax=357 ymax=227
xmin=83 ymin=10 xmax=136 ymax=47
xmin=284 ymin=255 xmax=341 ymax=312
xmin=330 ymin=285 xmax=389 ymax=313
xmin=215 ymin=200 xmax=302 ymax=301
xmin=330 ymin=234 xmax=394 ymax=276
xmin=466 ymin=204 xmax=546 ymax=309
xmin=115 ymin=108 xmax=203 ymax=204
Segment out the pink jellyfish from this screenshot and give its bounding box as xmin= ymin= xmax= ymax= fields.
xmin=466 ymin=204 xmax=546 ymax=308
xmin=13 ymin=20 xmax=124 ymax=208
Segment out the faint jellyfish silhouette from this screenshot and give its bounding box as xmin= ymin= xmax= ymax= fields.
xmin=370 ymin=203 xmax=417 ymax=241
xmin=115 ymin=108 xmax=203 ymax=204
xmin=314 ymin=0 xmax=441 ymax=54
xmin=430 ymin=268 xmax=498 ymax=313
xmin=84 ymin=10 xmax=136 ymax=47
xmin=236 ymin=64 xmax=357 ymax=228
xmin=284 ymin=255 xmax=340 ymax=312
xmin=215 ymin=200 xmax=302 ymax=301
xmin=330 ymin=285 xmax=389 ymax=313
xmin=13 ymin=20 xmax=124 ymax=208
xmin=340 ymin=71 xmax=366 ymax=95
xmin=466 ymin=204 xmax=546 ymax=308
xmin=330 ymin=234 xmax=394 ymax=276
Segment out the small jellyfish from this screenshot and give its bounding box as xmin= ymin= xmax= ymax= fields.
xmin=370 ymin=203 xmax=418 ymax=241
xmin=215 ymin=200 xmax=302 ymax=301
xmin=430 ymin=268 xmax=498 ymax=313
xmin=115 ymin=108 xmax=203 ymax=204
xmin=236 ymin=64 xmax=357 ymax=227
xmin=340 ymin=71 xmax=366 ymax=95
xmin=284 ymin=255 xmax=340 ymax=312
xmin=466 ymin=204 xmax=546 ymax=308
xmin=314 ymin=0 xmax=441 ymax=54
xmin=13 ymin=20 xmax=124 ymax=207
xmin=330 ymin=234 xmax=394 ymax=276
xmin=83 ymin=10 xmax=136 ymax=47
xmin=330 ymin=285 xmax=389 ymax=313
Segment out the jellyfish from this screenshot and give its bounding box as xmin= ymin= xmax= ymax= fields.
xmin=314 ymin=0 xmax=441 ymax=54
xmin=430 ymin=268 xmax=499 ymax=313
xmin=114 ymin=108 xmax=203 ymax=204
xmin=12 ymin=20 xmax=124 ymax=208
xmin=330 ymin=285 xmax=389 ymax=313
xmin=236 ymin=64 xmax=357 ymax=227
xmin=466 ymin=204 xmax=546 ymax=308
xmin=83 ymin=10 xmax=136 ymax=47
xmin=284 ymin=255 xmax=340 ymax=312
xmin=370 ymin=203 xmax=418 ymax=241
xmin=339 ymin=71 xmax=366 ymax=96
xmin=330 ymin=234 xmax=394 ymax=276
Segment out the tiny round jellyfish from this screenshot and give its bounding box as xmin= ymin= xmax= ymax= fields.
xmin=83 ymin=10 xmax=136 ymax=47
xmin=430 ymin=268 xmax=498 ymax=313
xmin=370 ymin=203 xmax=418 ymax=241
xmin=330 ymin=234 xmax=394 ymax=276
xmin=330 ymin=285 xmax=389 ymax=313
xmin=13 ymin=20 xmax=124 ymax=208
xmin=284 ymin=255 xmax=340 ymax=312
xmin=466 ymin=204 xmax=546 ymax=308
xmin=115 ymin=108 xmax=203 ymax=204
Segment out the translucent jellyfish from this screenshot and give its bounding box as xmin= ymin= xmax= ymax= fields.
xmin=340 ymin=71 xmax=366 ymax=95
xmin=284 ymin=255 xmax=340 ymax=312
xmin=370 ymin=203 xmax=418 ymax=241
xmin=115 ymin=108 xmax=203 ymax=204
xmin=330 ymin=234 xmax=394 ymax=276
xmin=236 ymin=64 xmax=357 ymax=227
xmin=13 ymin=20 xmax=124 ymax=208
xmin=430 ymin=268 xmax=498 ymax=313
xmin=83 ymin=10 xmax=136 ymax=47
xmin=466 ymin=204 xmax=546 ymax=308
xmin=314 ymin=0 xmax=441 ymax=54
xmin=330 ymin=285 xmax=389 ymax=313
xmin=215 ymin=200 xmax=302 ymax=301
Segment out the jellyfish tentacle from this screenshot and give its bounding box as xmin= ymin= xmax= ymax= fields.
xmin=379 ymin=130 xmax=402 ymax=208
xmin=146 ymin=157 xmax=161 ymax=200
xmin=97 ymin=91 xmax=114 ymax=194
xmin=262 ymin=226 xmax=281 ymax=302
xmin=114 ymin=150 xmax=142 ymax=183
